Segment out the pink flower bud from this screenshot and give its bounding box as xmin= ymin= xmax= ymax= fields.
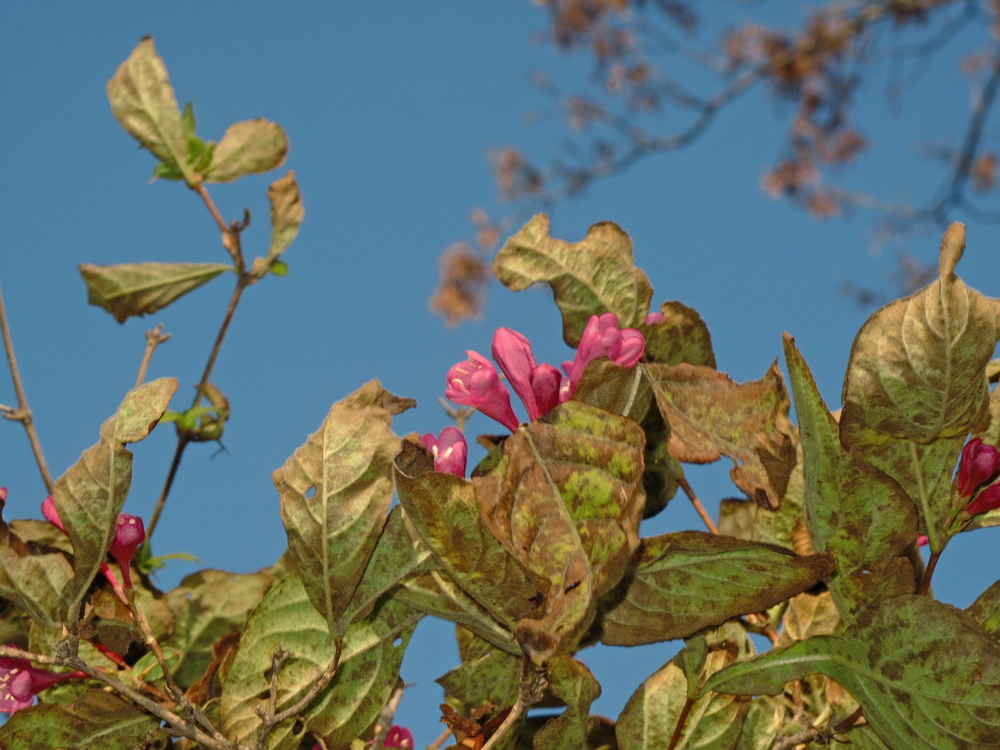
xmin=40 ymin=496 xmax=65 ymax=532
xmin=420 ymin=427 xmax=469 ymax=478
xmin=446 ymin=350 xmax=520 ymax=432
xmin=0 ymin=488 xmax=7 ymax=503
xmin=110 ymin=514 xmax=145 ymax=599
xmin=966 ymin=482 xmax=1000 ymax=516
xmin=560 ymin=313 xmax=646 ymax=401
xmin=491 ymin=327 xmax=562 ymax=421
xmin=383 ymin=725 xmax=415 ymax=748
xmin=916 ymin=535 xmax=929 ymax=547
xmin=956 ymin=438 xmax=1000 ymax=497
xmin=644 ymin=311 xmax=665 ymax=325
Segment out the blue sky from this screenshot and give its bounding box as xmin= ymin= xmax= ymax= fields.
xmin=2 ymin=3 xmax=998 ymax=744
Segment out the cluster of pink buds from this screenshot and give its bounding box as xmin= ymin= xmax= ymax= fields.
xmin=445 ymin=312 xmax=647 ymax=435
xmin=956 ymin=438 xmax=1000 ymax=516
xmin=41 ymin=496 xmax=145 ymax=603
xmin=0 ymin=650 xmax=86 ymax=715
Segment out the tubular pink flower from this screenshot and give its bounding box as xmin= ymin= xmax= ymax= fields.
xmin=420 ymin=427 xmax=469 ymax=478
xmin=956 ymin=438 xmax=1000 ymax=497
xmin=445 ymin=350 xmax=520 ymax=432
xmin=560 ymin=313 xmax=646 ymax=401
xmin=0 ymin=650 xmax=86 ymax=715
xmin=492 ymin=327 xmax=562 ymax=421
xmin=967 ymin=483 xmax=1000 ymax=516
xmin=383 ymin=725 xmax=415 ymax=748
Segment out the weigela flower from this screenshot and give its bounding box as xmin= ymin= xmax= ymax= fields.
xmin=491 ymin=327 xmax=561 ymax=421
xmin=41 ymin=498 xmax=145 ymax=602
xmin=0 ymin=650 xmax=85 ymax=715
xmin=420 ymin=427 xmax=469 ymax=478
xmin=956 ymin=438 xmax=1000 ymax=497
xmin=560 ymin=313 xmax=646 ymax=401
xmin=966 ymin=483 xmax=1000 ymax=516
xmin=383 ymin=725 xmax=415 ymax=748
xmin=445 ymin=350 xmax=520 ymax=432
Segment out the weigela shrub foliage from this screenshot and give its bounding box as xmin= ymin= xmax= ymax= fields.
xmin=3 ymin=36 xmax=1000 ymax=750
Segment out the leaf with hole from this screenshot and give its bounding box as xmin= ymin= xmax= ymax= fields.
xmin=274 ymin=380 xmax=413 ymax=636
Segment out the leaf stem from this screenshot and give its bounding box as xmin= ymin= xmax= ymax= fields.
xmin=667 ymin=695 xmax=695 ymax=750
xmin=918 ymin=550 xmax=942 ymax=595
xmin=908 ymin=440 xmax=939 ymax=552
xmin=135 ymin=323 xmax=171 ymax=388
xmin=0 ymin=282 xmax=54 ymax=493
xmin=678 ymin=476 xmax=718 ymax=534
xmin=253 ymin=638 xmax=344 ymax=750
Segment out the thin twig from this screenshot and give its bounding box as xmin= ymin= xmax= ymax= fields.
xmin=0 ymin=282 xmax=54 ymax=493
xmin=0 ymin=645 xmax=235 ymax=749
xmin=253 ymin=639 xmax=344 ymax=750
xmin=677 ymin=476 xmax=718 ymax=534
xmin=481 ymin=654 xmax=541 ymax=750
xmin=131 ymin=599 xmax=226 ymax=742
xmin=135 ymin=324 xmax=170 ymax=388
xmin=146 ymin=436 xmax=189 ymax=540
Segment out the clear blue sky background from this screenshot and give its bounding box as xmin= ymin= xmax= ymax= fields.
xmin=1 ymin=3 xmax=998 ymax=745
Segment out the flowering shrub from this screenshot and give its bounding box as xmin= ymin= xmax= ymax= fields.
xmin=3 ymin=36 xmax=1000 ymax=750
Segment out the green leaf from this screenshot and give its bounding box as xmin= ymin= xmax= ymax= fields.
xmin=80 ymin=262 xmax=231 ymax=324
xmin=220 ymin=575 xmax=420 ymax=750
xmin=203 ymin=119 xmax=289 ymax=182
xmin=704 ymin=595 xmax=1000 ymax=749
xmin=52 ymin=378 xmax=177 ymax=616
xmin=164 ymin=568 xmax=273 ymax=689
xmin=840 ymin=225 xmax=1000 ymax=546
xmin=274 ymin=380 xmax=413 ymax=636
xmin=967 ymin=580 xmax=1000 ymax=638
xmin=343 ymin=505 xmax=432 ymax=624
xmin=181 ymin=101 xmax=197 ymax=138
xmin=533 ymin=655 xmax=601 ymax=750
xmin=270 ymin=259 xmax=289 ymax=276
xmin=106 ymin=37 xmax=197 ymax=186
xmin=643 ymin=300 xmax=717 ymax=368
xmin=438 ymin=634 xmax=521 ymax=714
xmin=841 ymin=223 xmax=997 ymax=442
xmin=0 ymin=689 xmax=168 ymax=749
xmin=646 ymin=361 xmax=796 ymax=510
xmin=599 ymin=531 xmax=834 ymax=646
xmin=0 ymin=517 xmax=74 ymax=626
xmin=784 ymin=334 xmax=918 ymax=622
xmin=392 ymin=568 xmax=523 ymax=654
xmin=494 ymin=214 xmax=653 ymax=346
xmin=617 ymin=624 xmax=752 ymax=750
xmin=394 ymin=440 xmax=538 ymax=646
xmin=472 ymin=401 xmax=646 ymax=662
xmin=267 ymin=171 xmax=304 ymax=258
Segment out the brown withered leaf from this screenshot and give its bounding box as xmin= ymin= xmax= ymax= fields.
xmin=600 ymin=531 xmax=833 ymax=646
xmin=186 ymin=631 xmax=241 ymax=705
xmin=473 ymin=401 xmax=646 ymax=662
xmin=646 ymin=361 xmax=796 ymax=509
